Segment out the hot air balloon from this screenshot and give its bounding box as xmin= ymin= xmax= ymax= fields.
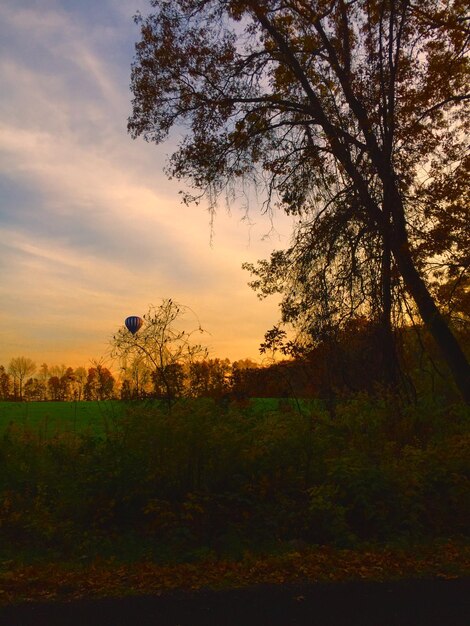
xmin=125 ymin=316 xmax=143 ymax=335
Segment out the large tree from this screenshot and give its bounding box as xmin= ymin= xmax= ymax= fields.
xmin=129 ymin=0 xmax=470 ymax=401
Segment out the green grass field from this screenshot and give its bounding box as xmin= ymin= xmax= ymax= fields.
xmin=0 ymin=400 xmax=126 ymax=437
xmin=0 ymin=397 xmax=322 ymax=438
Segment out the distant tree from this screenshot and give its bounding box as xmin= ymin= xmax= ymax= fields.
xmin=38 ymin=363 xmax=49 ymax=385
xmin=152 ymin=361 xmax=186 ymax=400
xmin=129 ymin=0 xmax=470 ymax=401
xmin=24 ymin=377 xmax=46 ymax=401
xmin=111 ymin=299 xmax=208 ymax=408
xmin=96 ymin=366 xmax=115 ymax=400
xmin=120 ymin=357 xmax=152 ymax=399
xmin=231 ymin=362 xmax=292 ymax=399
xmin=120 ymin=379 xmax=133 ymax=401
xmin=232 ymin=358 xmax=259 ymax=371
xmin=0 ymin=366 xmax=11 ymax=400
xmin=84 ymin=363 xmax=115 ymax=401
xmin=188 ymin=361 xmax=210 ymax=397
xmin=49 ymin=364 xmax=67 ymax=379
xmin=8 ymin=357 xmax=36 ymax=401
xmin=73 ymin=367 xmax=87 ymax=401
xmin=188 ymin=358 xmax=231 ymax=397
xmin=45 ymin=367 xmax=75 ymax=401
xmin=61 ymin=367 xmax=76 ymax=401
xmin=47 ymin=376 xmax=62 ymax=401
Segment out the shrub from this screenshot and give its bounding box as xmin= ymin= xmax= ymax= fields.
xmin=0 ymin=395 xmax=468 ymax=560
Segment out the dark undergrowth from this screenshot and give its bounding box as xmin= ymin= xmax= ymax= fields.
xmin=0 ymin=394 xmax=468 ymax=566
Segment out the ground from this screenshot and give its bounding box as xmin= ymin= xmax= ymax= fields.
xmin=0 ymin=578 xmax=469 ymax=626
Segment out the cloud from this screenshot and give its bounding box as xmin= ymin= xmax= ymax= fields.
xmin=0 ymin=0 xmax=290 ymax=368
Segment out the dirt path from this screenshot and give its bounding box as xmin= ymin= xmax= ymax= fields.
xmin=1 ymin=578 xmax=468 ymax=626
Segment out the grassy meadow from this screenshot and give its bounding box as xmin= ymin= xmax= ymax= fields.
xmin=0 ymin=398 xmax=317 ymax=438
xmin=0 ymin=400 xmax=126 ymax=438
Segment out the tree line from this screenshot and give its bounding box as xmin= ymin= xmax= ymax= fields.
xmin=3 ymin=310 xmax=465 ymax=404
xmin=0 ymin=358 xmax=116 ymax=402
xmin=0 ymin=355 xmax=267 ymax=402
xmin=3 ymin=277 xmax=468 ymax=403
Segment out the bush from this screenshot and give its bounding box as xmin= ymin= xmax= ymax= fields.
xmin=0 ymin=395 xmax=468 ymax=561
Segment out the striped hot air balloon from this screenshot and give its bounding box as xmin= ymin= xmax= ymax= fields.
xmin=125 ymin=316 xmax=143 ymax=335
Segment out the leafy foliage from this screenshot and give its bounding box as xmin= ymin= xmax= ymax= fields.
xmin=0 ymin=396 xmax=468 ymax=562
xmin=129 ymin=0 xmax=470 ymax=401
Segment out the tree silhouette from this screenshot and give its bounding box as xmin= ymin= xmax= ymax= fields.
xmin=129 ymin=0 xmax=469 ymax=401
xmin=8 ymin=356 xmax=36 ymax=401
xmin=111 ymin=299 xmax=208 ymax=408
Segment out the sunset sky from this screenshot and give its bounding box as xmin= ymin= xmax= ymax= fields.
xmin=0 ymin=0 xmax=294 ymax=369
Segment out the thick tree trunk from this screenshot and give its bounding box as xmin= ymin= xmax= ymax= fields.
xmin=390 ymin=235 xmax=470 ymax=403
xmin=380 ymin=226 xmax=401 ymax=390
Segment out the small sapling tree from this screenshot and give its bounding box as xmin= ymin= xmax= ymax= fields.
xmin=111 ymin=299 xmax=208 ymax=409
